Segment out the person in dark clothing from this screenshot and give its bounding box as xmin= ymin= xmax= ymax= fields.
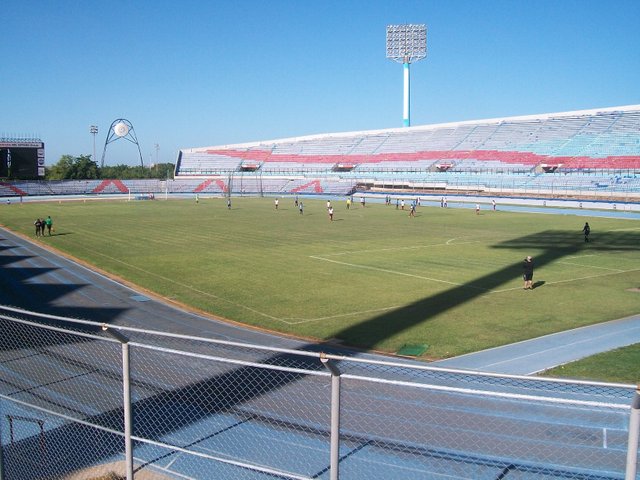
xmin=582 ymin=222 xmax=591 ymax=242
xmin=522 ymin=256 xmax=534 ymax=290
xmin=34 ymin=218 xmax=42 ymax=237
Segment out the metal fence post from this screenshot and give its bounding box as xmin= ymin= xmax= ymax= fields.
xmin=103 ymin=325 xmax=134 ymax=480
xmin=0 ymin=397 xmax=4 ymax=480
xmin=321 ymin=354 xmax=341 ymax=480
xmin=625 ymin=387 xmax=640 ymax=480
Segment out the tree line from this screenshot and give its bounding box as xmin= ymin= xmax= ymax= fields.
xmin=46 ymin=155 xmax=175 ymax=180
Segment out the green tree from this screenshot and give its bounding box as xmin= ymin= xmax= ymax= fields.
xmin=99 ymin=163 xmax=173 ymax=179
xmin=45 ymin=155 xmax=75 ymax=180
xmin=70 ymin=155 xmax=99 ymax=179
xmin=152 ymin=163 xmax=175 ymax=179
xmin=46 ymin=155 xmax=99 ymax=180
xmin=47 ymin=156 xmax=173 ymax=180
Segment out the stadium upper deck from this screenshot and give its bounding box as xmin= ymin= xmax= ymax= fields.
xmin=176 ymin=105 xmax=640 ymax=176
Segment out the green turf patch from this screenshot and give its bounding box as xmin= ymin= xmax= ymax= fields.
xmin=397 ymin=344 xmax=429 ymax=356
xmin=541 ymin=343 xmax=640 ymax=384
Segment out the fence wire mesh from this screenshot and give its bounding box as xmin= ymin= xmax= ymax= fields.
xmin=0 ymin=309 xmax=638 ymax=479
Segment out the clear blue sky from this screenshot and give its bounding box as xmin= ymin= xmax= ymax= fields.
xmin=2 ymin=0 xmax=639 ymax=166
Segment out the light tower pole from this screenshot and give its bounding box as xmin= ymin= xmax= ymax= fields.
xmin=386 ymin=24 xmax=427 ymax=127
xmin=90 ymin=125 xmax=98 ymax=162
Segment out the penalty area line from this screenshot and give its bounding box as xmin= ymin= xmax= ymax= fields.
xmin=316 ymin=239 xmax=480 ymax=258
xmin=557 ymin=261 xmax=624 ymax=272
xmin=309 ymin=255 xmax=489 ymax=291
xmin=490 ymin=267 xmax=640 ymax=293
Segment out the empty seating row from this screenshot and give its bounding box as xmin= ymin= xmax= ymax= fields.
xmin=177 ymin=106 xmax=640 ymax=176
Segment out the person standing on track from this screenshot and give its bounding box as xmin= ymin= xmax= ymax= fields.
xmin=522 ymin=256 xmax=534 ymax=290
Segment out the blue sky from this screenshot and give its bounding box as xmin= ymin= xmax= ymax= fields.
xmin=2 ymin=0 xmax=639 ymax=166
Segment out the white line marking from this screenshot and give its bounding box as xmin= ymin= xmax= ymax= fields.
xmin=316 ymin=239 xmax=479 ymax=257
xmin=557 ymin=261 xmax=624 ymax=272
xmin=310 ymin=255 xmax=489 ymax=291
xmin=543 ymin=268 xmax=640 ymax=286
xmin=490 ymin=267 xmax=640 ymax=293
xmin=68 ymin=242 xmax=399 ymax=325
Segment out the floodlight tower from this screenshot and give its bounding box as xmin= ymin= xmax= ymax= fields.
xmin=386 ymin=24 xmax=427 ymax=127
xmin=100 ymin=118 xmax=144 ymax=168
xmin=90 ymin=125 xmax=98 ymax=162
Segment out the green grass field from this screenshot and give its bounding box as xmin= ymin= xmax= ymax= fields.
xmin=542 ymin=343 xmax=640 ymax=384
xmin=2 ymin=196 xmax=639 ymax=360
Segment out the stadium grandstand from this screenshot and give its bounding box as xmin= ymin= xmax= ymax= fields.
xmin=174 ymin=105 xmax=640 ymax=198
xmin=2 ymin=106 xmax=640 ymax=200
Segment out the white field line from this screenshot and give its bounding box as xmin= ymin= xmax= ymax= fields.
xmin=63 ymin=245 xmax=287 ymax=321
xmin=316 ymin=239 xmax=480 ymax=257
xmin=313 ymin=241 xmax=640 ymax=296
xmin=65 ymin=232 xmax=640 ymax=324
xmin=609 ymin=227 xmax=640 ymax=231
xmin=77 ymin=242 xmax=399 ymax=325
xmin=309 ymin=255 xmax=489 ymax=291
xmin=557 ymin=261 xmax=624 ymax=272
xmin=491 ymin=268 xmax=640 ymax=293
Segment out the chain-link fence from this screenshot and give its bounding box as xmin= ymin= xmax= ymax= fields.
xmin=1 ymin=306 xmax=638 ymax=479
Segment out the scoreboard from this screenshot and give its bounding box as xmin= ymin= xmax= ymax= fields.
xmin=0 ymin=140 xmax=45 ymax=179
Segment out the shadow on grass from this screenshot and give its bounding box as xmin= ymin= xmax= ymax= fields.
xmin=332 ymin=229 xmax=640 ymax=349
xmin=532 ymin=280 xmax=546 ymax=289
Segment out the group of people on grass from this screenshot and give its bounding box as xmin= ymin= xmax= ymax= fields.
xmin=272 ymin=195 xmax=506 ymax=221
xmin=28 ymin=197 xmax=595 ymax=294
xmin=34 ymin=216 xmax=53 ymax=236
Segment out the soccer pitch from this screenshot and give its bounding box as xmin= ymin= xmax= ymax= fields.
xmin=2 ymin=196 xmax=639 ymax=359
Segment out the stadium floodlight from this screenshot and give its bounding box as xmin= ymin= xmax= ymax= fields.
xmin=90 ymin=125 xmax=98 ymax=163
xmin=386 ymin=24 xmax=427 ymax=127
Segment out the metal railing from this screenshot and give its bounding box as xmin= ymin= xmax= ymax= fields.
xmin=0 ymin=305 xmax=638 ymax=479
